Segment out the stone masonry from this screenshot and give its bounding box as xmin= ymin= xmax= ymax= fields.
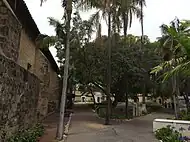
xmin=0 ymin=1 xmax=40 ymax=141
xmin=18 ymin=29 xmax=36 ymax=73
xmin=0 ymin=0 xmax=21 ymax=61
xmin=0 ymin=54 xmax=40 ymax=141
xmin=35 ymin=50 xmax=50 ymax=118
xmin=0 ymin=1 xmax=60 ymax=140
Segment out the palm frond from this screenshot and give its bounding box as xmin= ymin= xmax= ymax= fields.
xmin=88 ymin=10 xmax=101 ymax=30
xmin=40 ymin=0 xmax=46 ymax=6
xmin=48 ymin=17 xmax=66 ymax=38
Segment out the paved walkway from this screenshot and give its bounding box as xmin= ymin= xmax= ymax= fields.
xmin=66 ymin=109 xmax=173 ymax=142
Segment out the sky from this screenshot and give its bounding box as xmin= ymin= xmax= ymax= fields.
xmin=24 ymin=0 xmax=190 ymax=61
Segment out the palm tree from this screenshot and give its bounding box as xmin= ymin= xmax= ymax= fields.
xmin=118 ymin=0 xmax=142 ymax=37
xmin=40 ymin=0 xmax=73 ymax=140
xmin=56 ymin=0 xmax=72 ymax=139
xmin=77 ymin=0 xmax=114 ymax=124
xmin=151 ymin=19 xmax=190 ymax=117
xmin=139 ymin=0 xmax=147 ymax=113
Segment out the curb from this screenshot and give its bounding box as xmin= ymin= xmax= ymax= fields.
xmin=59 ymin=112 xmax=73 ymax=142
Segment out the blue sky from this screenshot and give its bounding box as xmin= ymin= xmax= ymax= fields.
xmin=24 ymin=0 xmax=190 ymax=58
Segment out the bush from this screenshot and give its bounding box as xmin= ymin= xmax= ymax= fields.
xmin=146 ymin=102 xmax=163 ymax=113
xmin=178 ymin=110 xmax=190 ymax=121
xmin=97 ymin=107 xmax=132 ymax=119
xmin=154 ymin=125 xmax=190 ymax=142
xmin=8 ymin=123 xmax=44 ymax=142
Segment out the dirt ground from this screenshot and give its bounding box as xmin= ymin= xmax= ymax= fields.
xmin=39 ymin=112 xmax=69 ymax=142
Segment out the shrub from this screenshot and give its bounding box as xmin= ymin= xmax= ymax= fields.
xmin=97 ymin=107 xmax=132 ymax=119
xmin=8 ymin=123 xmax=44 ymax=142
xmin=155 ymin=125 xmax=182 ymax=142
xmin=146 ymin=102 xmax=163 ymax=113
xmin=178 ymin=110 xmax=190 ymax=121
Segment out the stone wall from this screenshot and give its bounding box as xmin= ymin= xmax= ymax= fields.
xmin=35 ymin=50 xmax=50 ymax=118
xmin=17 ymin=29 xmax=36 ymax=73
xmin=48 ymin=67 xmax=60 ymax=113
xmin=0 ymin=54 xmax=40 ymax=141
xmin=0 ymin=0 xmax=21 ymax=61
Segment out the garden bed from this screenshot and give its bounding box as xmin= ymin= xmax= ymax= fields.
xmin=153 ymin=111 xmax=190 ymax=142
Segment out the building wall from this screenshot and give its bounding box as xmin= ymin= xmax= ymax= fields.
xmin=17 ymin=29 xmax=36 ymax=73
xmin=0 ymin=0 xmax=59 ymax=140
xmin=0 ymin=0 xmax=21 ymax=61
xmin=34 ymin=50 xmax=50 ymax=118
xmin=48 ymin=67 xmax=60 ymax=113
xmin=0 ymin=54 xmax=40 ymax=141
xmin=0 ymin=1 xmax=40 ymax=141
xmin=34 ymin=50 xmax=60 ymax=118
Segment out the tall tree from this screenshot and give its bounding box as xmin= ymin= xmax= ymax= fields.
xmin=151 ymin=19 xmax=190 ymax=115
xmin=139 ymin=0 xmax=147 ymax=113
xmin=40 ymin=0 xmax=73 ymax=139
xmin=77 ymin=0 xmax=114 ymax=125
xmin=105 ymin=0 xmax=112 ymax=125
xmin=119 ymin=0 xmax=141 ymax=36
xmin=57 ymin=0 xmax=72 ymax=139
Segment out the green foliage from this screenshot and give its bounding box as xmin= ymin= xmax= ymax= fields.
xmin=8 ymin=123 xmax=44 ymax=142
xmin=151 ymin=19 xmax=190 ymax=80
xmin=72 ymin=33 xmax=161 ymax=101
xmin=146 ymin=102 xmax=163 ymax=113
xmin=178 ymin=110 xmax=190 ymax=121
xmin=97 ymin=107 xmax=133 ymax=119
xmin=39 ymin=10 xmax=162 ymax=103
xmin=155 ymin=126 xmax=182 ymax=142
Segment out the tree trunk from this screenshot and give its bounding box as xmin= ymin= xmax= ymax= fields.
xmin=90 ymin=89 xmax=96 ymax=109
xmin=112 ymin=94 xmax=118 ymax=108
xmin=142 ymin=84 xmax=147 ymax=113
xmin=183 ymin=93 xmax=190 ymax=111
xmin=57 ymin=0 xmax=72 ymax=140
xmin=123 ymin=12 xmax=128 ymax=37
xmin=172 ymin=75 xmax=178 ymax=119
xmin=125 ymin=93 xmax=129 ymax=119
xmin=140 ymin=0 xmax=144 ymax=51
xmin=140 ymin=0 xmax=147 ymax=114
xmin=105 ymin=8 xmax=112 ymax=125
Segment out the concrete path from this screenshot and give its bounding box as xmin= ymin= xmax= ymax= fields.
xmin=66 ymin=109 xmax=173 ymax=142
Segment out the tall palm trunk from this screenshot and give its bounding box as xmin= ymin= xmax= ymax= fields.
xmin=172 ymin=74 xmax=180 ymax=118
xmin=57 ymin=0 xmax=72 ymax=140
xmin=123 ymin=11 xmax=129 ymax=118
xmin=140 ymin=0 xmax=147 ymax=113
xmin=125 ymin=92 xmax=129 ymax=118
xmin=105 ymin=8 xmax=112 ymax=125
xmin=123 ymin=12 xmax=128 ymax=37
